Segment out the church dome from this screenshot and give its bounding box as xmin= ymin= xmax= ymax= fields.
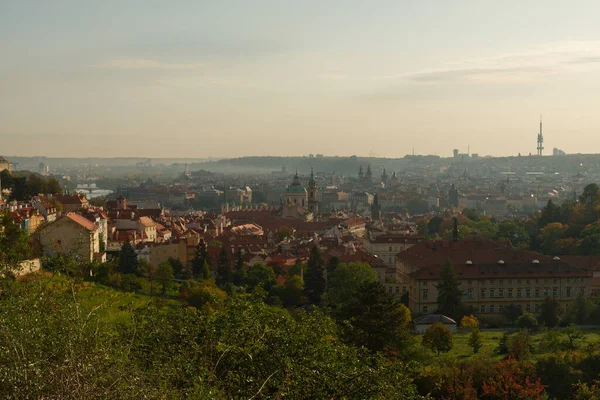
xmin=287 ymin=172 xmax=307 ymax=193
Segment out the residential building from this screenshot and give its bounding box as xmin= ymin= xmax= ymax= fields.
xmin=38 ymin=212 xmax=104 ymax=262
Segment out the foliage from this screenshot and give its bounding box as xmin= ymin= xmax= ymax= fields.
xmin=215 ymin=246 xmax=232 ymax=287
xmin=510 ymin=330 xmax=533 ymax=361
xmin=481 ymin=358 xmax=546 ymax=400
xmin=495 ymin=219 xmax=531 ymax=248
xmin=422 ymin=322 xmax=453 ymax=355
xmin=336 ymin=281 xmax=411 ymax=354
xmin=539 ymin=296 xmax=564 ymax=327
xmin=191 ymin=239 xmax=209 ymax=277
xmin=435 ymin=260 xmax=464 ymax=319
xmin=504 ymin=303 xmax=524 ymax=324
xmin=0 ymin=211 xmax=32 ymax=276
xmin=304 ymin=246 xmax=326 ymax=305
xmin=155 ymin=261 xmax=174 ymax=294
xmin=517 ymin=313 xmax=538 ymax=330
xmin=325 ymin=262 xmax=378 ymax=307
xmin=243 ymin=263 xmax=276 ymax=291
xmin=117 ymin=240 xmax=138 ymax=275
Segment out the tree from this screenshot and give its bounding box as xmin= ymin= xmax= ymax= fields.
xmin=270 ymin=275 xmax=305 ymax=308
xmin=46 ymin=177 xmax=63 ymax=195
xmin=215 ymin=247 xmax=232 ymax=287
xmin=435 ymin=260 xmax=464 ymax=319
xmin=166 ymin=257 xmax=186 ymax=278
xmin=580 ymin=183 xmax=600 ymax=208
xmin=118 ymin=240 xmax=138 ymax=275
xmin=422 ymin=322 xmax=453 ymax=355
xmin=517 ymin=313 xmax=538 ymax=330
xmin=191 ymin=239 xmax=208 ymax=277
xmin=155 ymin=262 xmax=174 ymax=294
xmin=538 ymin=223 xmax=569 ymax=255
xmin=539 ymin=199 xmax=561 ymax=228
xmin=481 ymin=359 xmax=546 ymax=399
xmin=325 ymin=262 xmax=378 ymax=307
xmin=460 ymin=315 xmax=482 ymax=354
xmin=244 ymin=263 xmax=275 ymax=291
xmin=201 ymin=260 xmax=212 ymax=280
xmin=540 ymin=296 xmax=564 ymax=327
xmin=510 ymin=329 xmax=533 ymax=360
xmin=0 ymin=211 xmax=32 ymax=276
xmin=504 ymin=304 xmax=523 ymax=325
xmin=336 ymin=281 xmax=411 ymax=353
xmin=568 ymin=293 xmax=596 ymax=324
xmin=304 ymin=246 xmax=326 ymax=305
xmin=326 ymin=256 xmax=340 ymax=284
xmin=232 ymin=249 xmax=246 ymax=286
xmin=495 ymin=220 xmax=530 ymax=248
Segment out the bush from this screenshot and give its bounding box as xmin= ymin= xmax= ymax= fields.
xmin=517 ymin=313 xmax=538 ymax=330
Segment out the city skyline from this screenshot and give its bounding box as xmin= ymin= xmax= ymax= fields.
xmin=2 ymin=1 xmax=600 ymax=158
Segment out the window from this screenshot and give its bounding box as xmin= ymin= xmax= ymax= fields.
xmin=535 ymin=304 xmax=540 ymax=312
xmin=422 ymin=280 xmax=427 ymax=286
xmin=389 ymin=246 xmax=392 ymax=252
xmin=403 ymin=287 xmax=407 ymax=293
xmin=567 ymin=287 xmax=572 ymax=297
xmin=553 ymin=278 xmax=558 ymax=284
xmin=389 ymin=257 xmax=393 ymax=264
xmin=423 ymin=305 xmax=428 ymax=314
xmin=499 ymin=304 xmax=505 ymax=312
xmin=480 ymin=305 xmax=486 ymax=313
xmin=544 ymin=288 xmax=549 ymax=297
xmin=508 ymin=279 xmax=513 ymax=285
xmin=517 ymin=279 xmax=522 ymax=284
xmin=499 ymin=279 xmax=504 ymax=285
xmin=553 ymin=288 xmax=558 ymax=297
xmin=467 ymin=289 xmax=473 ymax=299
xmin=526 ymin=279 xmax=530 ymax=285
xmin=535 ymin=289 xmax=540 ymax=298
xmin=481 ymin=289 xmax=486 ymax=298
xmin=526 ymin=304 xmax=531 ymax=312
xmin=468 ymin=280 xmax=472 ymax=286
xmin=490 ymin=289 xmax=495 ymax=298
xmin=489 ymin=305 xmax=495 ymax=313
xmin=490 ymin=280 xmax=495 ymax=286
xmin=544 ymin=279 xmax=548 ymax=284
xmin=517 ymin=289 xmax=522 ymax=298
xmin=396 ymin=286 xmax=400 ymax=293
xmin=526 ymin=289 xmax=531 ymax=298
xmin=422 ymin=289 xmax=428 ymax=300
xmin=508 ymin=289 xmax=513 ymax=298
xmin=388 ymin=286 xmax=392 ymax=293
xmin=499 ymin=289 xmax=504 ymax=297
xmin=535 ymin=279 xmax=540 ymax=284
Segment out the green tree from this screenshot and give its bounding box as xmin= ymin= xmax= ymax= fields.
xmin=46 ymin=177 xmax=63 ymax=195
xmin=580 ymin=183 xmax=600 ymax=208
xmin=517 ymin=313 xmax=538 ymax=330
xmin=325 ymin=262 xmax=378 ymax=307
xmin=435 ymin=260 xmax=464 ymax=319
xmin=569 ymin=293 xmax=596 ymax=324
xmin=0 ymin=211 xmax=32 ymax=276
xmin=422 ymin=322 xmax=453 ymax=355
xmin=468 ymin=326 xmax=483 ymax=354
xmin=539 ymin=199 xmax=561 ymax=228
xmin=191 ymin=239 xmax=208 ymax=277
xmin=336 ymin=281 xmax=411 ymax=353
xmin=118 ymin=240 xmax=138 ymax=275
xmin=504 ymin=304 xmax=524 ymax=325
xmin=215 ymin=246 xmax=232 ymax=287
xmin=495 ymin=220 xmax=530 ymax=248
xmin=244 ymin=263 xmax=276 ymax=291
xmin=326 ymin=255 xmax=340 ymax=284
xmin=540 ymin=296 xmax=564 ymax=327
xmin=304 ymin=246 xmax=326 ymax=305
xmin=538 ymin=222 xmax=569 ymax=254
xmin=155 ymin=262 xmax=174 ymax=294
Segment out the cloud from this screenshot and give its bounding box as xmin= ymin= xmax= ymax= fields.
xmin=95 ymin=58 xmax=206 ymax=70
xmin=399 ymin=41 xmax=600 ymax=84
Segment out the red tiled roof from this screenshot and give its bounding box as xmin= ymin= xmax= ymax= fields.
xmin=65 ymin=212 xmax=98 ymax=231
xmin=410 ymin=260 xmax=592 ymax=280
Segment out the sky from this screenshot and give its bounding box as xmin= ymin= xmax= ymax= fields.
xmin=2 ymin=0 xmax=600 ymax=158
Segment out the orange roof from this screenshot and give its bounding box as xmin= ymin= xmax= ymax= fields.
xmin=65 ymin=212 xmax=98 ymax=231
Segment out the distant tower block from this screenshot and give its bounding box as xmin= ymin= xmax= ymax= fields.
xmin=537 ymin=115 xmax=544 ymax=156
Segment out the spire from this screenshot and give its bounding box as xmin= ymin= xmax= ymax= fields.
xmin=453 ymin=217 xmax=459 ymax=241
xmin=308 ymin=166 xmax=316 ymax=186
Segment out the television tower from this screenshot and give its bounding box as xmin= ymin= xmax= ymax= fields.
xmin=537 ymin=115 xmax=544 ymax=156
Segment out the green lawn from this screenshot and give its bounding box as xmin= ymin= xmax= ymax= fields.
xmin=428 ymin=328 xmax=600 ymax=360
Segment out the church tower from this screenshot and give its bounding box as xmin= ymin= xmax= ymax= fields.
xmin=371 ymin=193 xmax=381 ymax=221
xmin=308 ymin=167 xmax=319 ymax=215
xmin=365 ymin=164 xmax=373 ymax=182
xmin=381 ymin=168 xmax=388 ymax=185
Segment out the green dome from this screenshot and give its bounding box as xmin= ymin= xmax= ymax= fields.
xmin=287 ymin=183 xmax=307 ymax=193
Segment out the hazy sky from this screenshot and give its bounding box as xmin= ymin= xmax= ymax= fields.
xmin=2 ymin=0 xmax=600 ymax=158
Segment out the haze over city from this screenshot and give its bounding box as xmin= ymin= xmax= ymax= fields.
xmin=3 ymin=0 xmax=600 ymax=158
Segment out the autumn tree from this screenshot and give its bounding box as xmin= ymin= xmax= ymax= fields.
xmin=422 ymin=322 xmax=453 ymax=355
xmin=481 ymin=359 xmax=546 ymax=400
xmin=461 ymin=315 xmax=483 ymax=354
